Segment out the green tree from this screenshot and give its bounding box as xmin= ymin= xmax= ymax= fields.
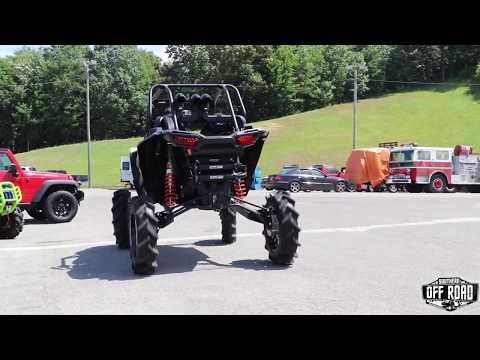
xmin=355 ymin=45 xmax=392 ymax=95
xmin=266 ymin=45 xmax=302 ymax=116
xmin=0 ymin=58 xmax=16 ymax=149
xmin=8 ymin=47 xmax=45 ymax=151
xmin=90 ymin=45 xmax=162 ymax=139
xmin=3 ymin=44 xmax=480 ymax=153
xmin=36 ymin=45 xmax=91 ymax=147
xmin=164 ymin=45 xmax=274 ymax=121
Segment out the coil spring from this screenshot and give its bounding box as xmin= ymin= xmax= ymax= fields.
xmin=164 ymin=164 xmax=177 ymax=208
xmin=233 ymin=179 xmax=247 ymax=199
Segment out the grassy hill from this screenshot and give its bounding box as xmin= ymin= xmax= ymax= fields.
xmin=16 ymin=86 xmax=480 ymax=188
xmin=16 ymin=138 xmax=142 ymax=188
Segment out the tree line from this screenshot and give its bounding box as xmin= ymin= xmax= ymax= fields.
xmin=1 ymin=45 xmax=480 ymax=152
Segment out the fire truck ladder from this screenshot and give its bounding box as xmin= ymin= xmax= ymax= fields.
xmin=379 ymin=141 xmax=399 ymax=148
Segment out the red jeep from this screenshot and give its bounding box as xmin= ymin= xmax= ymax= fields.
xmin=0 ymin=148 xmax=84 ymax=223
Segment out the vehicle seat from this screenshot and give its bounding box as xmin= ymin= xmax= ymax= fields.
xmin=189 ymin=94 xmax=202 ymax=122
xmin=178 ymin=93 xmax=212 ymax=131
xmin=151 ymin=107 xmax=176 ymax=132
xmin=174 ymin=93 xmax=188 ymax=112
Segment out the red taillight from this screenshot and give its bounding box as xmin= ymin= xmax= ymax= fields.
xmin=174 ymin=135 xmax=200 ymax=148
xmin=236 ymin=134 xmax=257 ymax=146
xmin=275 ymin=175 xmax=283 ymax=181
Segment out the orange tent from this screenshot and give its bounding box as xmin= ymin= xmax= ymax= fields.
xmin=344 ymin=148 xmax=390 ymax=187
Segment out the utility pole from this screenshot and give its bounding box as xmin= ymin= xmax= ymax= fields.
xmin=353 ymin=67 xmax=358 ymax=149
xmin=84 ymin=60 xmax=93 ymax=188
xmin=347 ymin=63 xmax=366 ymax=149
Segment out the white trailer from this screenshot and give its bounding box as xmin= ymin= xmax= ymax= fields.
xmin=120 ymin=147 xmax=137 ymax=188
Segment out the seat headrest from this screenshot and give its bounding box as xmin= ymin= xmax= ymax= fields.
xmin=200 ymin=93 xmax=213 ymax=105
xmin=174 ymin=93 xmax=188 ymax=107
xmin=191 ymin=93 xmax=213 ymax=111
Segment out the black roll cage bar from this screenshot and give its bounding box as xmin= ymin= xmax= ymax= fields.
xmin=148 ymin=84 xmax=247 ymax=132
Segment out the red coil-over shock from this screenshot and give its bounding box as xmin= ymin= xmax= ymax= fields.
xmin=164 ymin=146 xmax=177 ymax=208
xmin=233 ymin=179 xmax=247 ymax=199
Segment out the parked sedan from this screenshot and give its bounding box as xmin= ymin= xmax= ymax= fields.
xmin=262 ymin=168 xmax=351 ymax=193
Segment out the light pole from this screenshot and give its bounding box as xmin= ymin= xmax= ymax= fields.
xmin=83 ymin=60 xmax=95 ymax=188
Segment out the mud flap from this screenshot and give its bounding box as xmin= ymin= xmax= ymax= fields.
xmin=74 ymin=190 xmax=85 ymax=204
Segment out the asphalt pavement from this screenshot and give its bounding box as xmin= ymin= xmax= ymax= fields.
xmin=0 ymin=189 xmax=479 ymax=314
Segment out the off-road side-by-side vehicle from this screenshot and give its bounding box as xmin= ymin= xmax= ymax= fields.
xmin=112 ymin=84 xmax=301 ymax=275
xmin=0 ymin=148 xmax=85 ymax=223
xmin=0 ymin=182 xmax=24 ymax=239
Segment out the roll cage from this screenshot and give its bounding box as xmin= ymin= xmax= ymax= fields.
xmin=148 ymin=84 xmax=247 ymax=132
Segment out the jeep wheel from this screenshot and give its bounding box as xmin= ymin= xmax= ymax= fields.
xmin=26 ymin=209 xmax=47 ymax=220
xmin=263 ymin=191 xmax=300 ymax=266
xmin=129 ymin=197 xmax=159 ymax=275
xmin=112 ymin=189 xmax=131 ymax=249
xmin=0 ymin=209 xmax=24 ymax=239
xmin=220 ymin=207 xmax=236 ymax=244
xmin=43 ymin=191 xmax=79 ymax=223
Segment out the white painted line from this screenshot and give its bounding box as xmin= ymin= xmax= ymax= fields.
xmin=300 ymin=217 xmax=480 ymax=234
xmin=1 ymin=217 xmax=479 ymax=252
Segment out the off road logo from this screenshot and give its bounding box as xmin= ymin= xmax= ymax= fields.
xmin=422 ymin=277 xmax=478 ymax=312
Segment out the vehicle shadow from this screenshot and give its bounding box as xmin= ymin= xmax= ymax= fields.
xmin=54 ymin=242 xmax=288 ymax=281
xmin=24 ymin=219 xmax=52 ymax=225
xmin=194 ymin=239 xmax=227 ymax=247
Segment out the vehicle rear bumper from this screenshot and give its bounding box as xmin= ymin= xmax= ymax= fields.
xmin=386 ymin=176 xmax=411 ymax=184
xmin=261 ymin=180 xmax=274 ymax=188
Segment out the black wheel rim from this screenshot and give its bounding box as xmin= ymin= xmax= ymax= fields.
xmin=266 ymin=213 xmax=280 ymax=250
xmin=290 ymin=182 xmax=300 ymax=192
xmin=52 ymin=197 xmax=73 ymax=218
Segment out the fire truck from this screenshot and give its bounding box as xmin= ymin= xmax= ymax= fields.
xmin=386 ymin=143 xmax=480 ymax=193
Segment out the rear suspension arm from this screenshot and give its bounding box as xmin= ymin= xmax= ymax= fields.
xmin=231 ymin=202 xmax=266 ymax=224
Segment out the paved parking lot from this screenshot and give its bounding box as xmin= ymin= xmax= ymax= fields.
xmin=0 ymin=189 xmax=479 ymax=314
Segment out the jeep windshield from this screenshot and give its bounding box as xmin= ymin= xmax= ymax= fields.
xmin=390 ymin=150 xmax=414 ymax=162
